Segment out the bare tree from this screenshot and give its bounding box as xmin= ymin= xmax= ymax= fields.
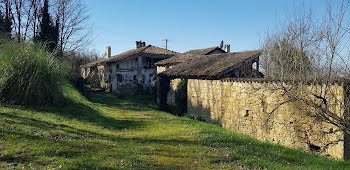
xmin=0 ymin=0 xmax=92 ymax=53
xmin=55 ymin=0 xmax=92 ymax=53
xmin=261 ymin=0 xmax=350 ymax=134
xmin=28 ymin=0 xmax=41 ymax=40
xmin=0 ymin=0 xmax=41 ymax=41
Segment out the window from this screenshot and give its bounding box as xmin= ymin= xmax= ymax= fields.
xmin=116 ymin=64 xmax=120 ymax=69
xmin=252 ymin=61 xmax=258 ymax=70
xmin=85 ymin=67 xmax=89 ymax=76
xmin=142 ymin=75 xmax=145 ymax=82
xmin=149 ymin=74 xmax=153 ymax=83
xmin=117 ymin=74 xmax=123 ymax=83
xmin=146 ymin=57 xmax=151 ymax=67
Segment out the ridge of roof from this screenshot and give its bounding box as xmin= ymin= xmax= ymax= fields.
xmin=81 ymin=45 xmax=178 ymax=67
xmin=184 ymin=46 xmax=223 ymax=55
xmin=160 ymin=50 xmax=261 ymax=78
xmin=155 ymin=46 xmax=227 ymax=66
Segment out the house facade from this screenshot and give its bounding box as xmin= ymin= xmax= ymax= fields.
xmin=81 ymin=41 xmax=178 ymax=93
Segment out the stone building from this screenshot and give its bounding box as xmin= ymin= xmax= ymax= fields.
xmin=155 ymin=48 xmax=263 ymax=106
xmin=155 ymin=46 xmax=350 ymax=159
xmin=157 ymin=50 xmax=262 ymax=79
xmin=81 ymin=41 xmax=178 ymax=93
xmin=155 ymin=46 xmax=227 ymax=74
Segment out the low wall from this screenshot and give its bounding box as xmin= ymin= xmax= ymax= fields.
xmin=187 ymin=79 xmax=349 ymax=159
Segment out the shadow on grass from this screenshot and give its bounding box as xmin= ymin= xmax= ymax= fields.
xmin=0 ymin=129 xmax=113 ymax=167
xmin=195 ymin=123 xmax=350 ymax=169
xmin=31 ymin=98 xmax=146 ymax=131
xmin=0 ymin=112 xmax=129 ymax=141
xmin=90 ymin=92 xmax=158 ymax=111
xmin=2 ymin=90 xmax=350 ymax=169
xmin=0 ymin=153 xmax=35 ymax=166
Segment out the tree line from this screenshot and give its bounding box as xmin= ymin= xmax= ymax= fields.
xmin=0 ymin=0 xmax=91 ymax=54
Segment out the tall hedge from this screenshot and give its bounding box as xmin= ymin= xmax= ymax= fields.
xmin=0 ymin=41 xmax=64 ymax=105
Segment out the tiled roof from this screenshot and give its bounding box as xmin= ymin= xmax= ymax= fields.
xmin=160 ymin=50 xmax=261 ymax=78
xmin=155 ymin=46 xmax=225 ymax=66
xmin=82 ymin=45 xmax=178 ymax=67
xmin=155 ymin=53 xmax=200 ymax=66
xmin=184 ymin=46 xmax=224 ymax=55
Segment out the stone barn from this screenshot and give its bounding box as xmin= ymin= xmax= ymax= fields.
xmin=156 ymin=47 xmax=350 ymax=159
xmin=156 ymin=49 xmax=262 ymax=106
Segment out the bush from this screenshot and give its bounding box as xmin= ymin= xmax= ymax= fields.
xmin=174 ymin=79 xmax=187 ymax=116
xmin=156 ymin=75 xmax=170 ymax=112
xmin=74 ymin=77 xmax=86 ymax=92
xmin=85 ymin=71 xmax=100 ymax=89
xmin=0 ymin=41 xmax=64 ymax=105
xmin=61 ymin=51 xmax=98 ymax=83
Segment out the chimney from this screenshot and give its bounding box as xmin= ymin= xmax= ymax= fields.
xmin=135 ymin=41 xmax=140 ymax=49
xmin=106 ymin=46 xmax=111 ymax=58
xmin=224 ymin=44 xmax=230 ymax=53
xmin=135 ymin=41 xmax=146 ymax=49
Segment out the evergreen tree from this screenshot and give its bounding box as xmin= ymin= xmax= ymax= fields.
xmin=36 ymin=0 xmax=59 ymax=51
xmin=0 ymin=11 xmax=5 ymax=32
xmin=0 ymin=9 xmax=12 ymax=39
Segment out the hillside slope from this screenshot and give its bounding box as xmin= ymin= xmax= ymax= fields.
xmin=0 ymin=84 xmax=349 ymax=169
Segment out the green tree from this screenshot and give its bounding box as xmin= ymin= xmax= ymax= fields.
xmin=0 ymin=9 xmax=12 ymax=39
xmin=36 ymin=0 xmax=59 ymax=52
xmin=0 ymin=11 xmax=5 ymax=33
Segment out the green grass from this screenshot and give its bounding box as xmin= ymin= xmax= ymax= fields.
xmin=1 ymin=84 xmax=350 ymax=169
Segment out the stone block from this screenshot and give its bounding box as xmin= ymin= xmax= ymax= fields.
xmin=187 ymin=79 xmax=347 ymax=159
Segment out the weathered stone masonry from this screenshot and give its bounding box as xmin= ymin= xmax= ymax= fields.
xmin=187 ymin=79 xmax=350 ymax=159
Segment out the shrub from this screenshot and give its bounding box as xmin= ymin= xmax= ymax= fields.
xmin=85 ymin=71 xmax=100 ymax=89
xmin=0 ymin=41 xmax=64 ymax=105
xmin=156 ymin=75 xmax=170 ymax=112
xmin=174 ymin=79 xmax=187 ymax=116
xmin=61 ymin=51 xmax=98 ymax=83
xmin=74 ymin=77 xmax=86 ymax=92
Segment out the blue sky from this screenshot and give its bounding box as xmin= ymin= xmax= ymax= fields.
xmin=85 ymin=0 xmax=326 ymax=56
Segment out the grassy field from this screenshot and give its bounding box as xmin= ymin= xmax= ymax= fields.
xmin=1 ymin=84 xmax=350 ymax=169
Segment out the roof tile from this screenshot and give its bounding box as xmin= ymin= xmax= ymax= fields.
xmin=82 ymin=45 xmax=178 ymax=67
xmin=160 ymin=50 xmax=261 ymax=78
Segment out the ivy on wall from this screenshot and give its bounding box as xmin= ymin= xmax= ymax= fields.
xmin=174 ymin=79 xmax=187 ymax=116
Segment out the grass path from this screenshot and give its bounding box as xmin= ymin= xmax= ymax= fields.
xmin=1 ymin=84 xmax=350 ymax=169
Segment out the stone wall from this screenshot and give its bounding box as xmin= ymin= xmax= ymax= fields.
xmin=187 ymin=79 xmax=349 ymax=159
xmin=157 ymin=66 xmax=167 ymax=74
